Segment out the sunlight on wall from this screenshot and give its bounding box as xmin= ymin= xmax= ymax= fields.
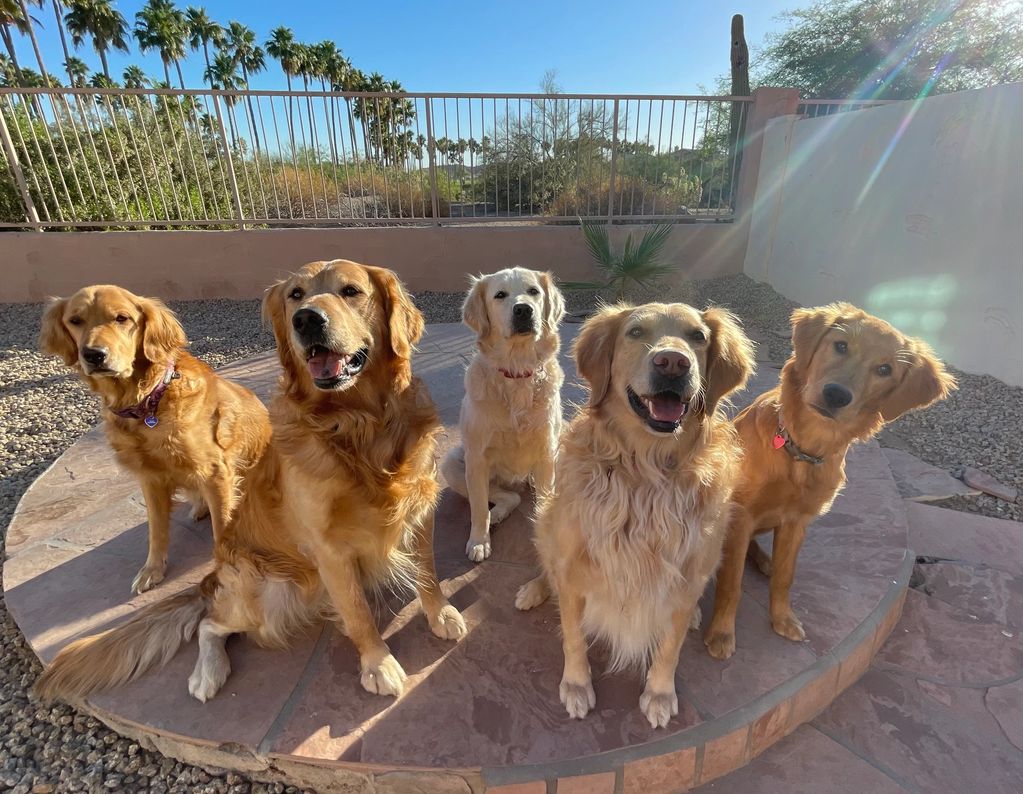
xmin=865 ymin=274 xmax=957 ymax=343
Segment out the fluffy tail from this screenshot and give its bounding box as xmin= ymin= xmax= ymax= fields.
xmin=33 ymin=584 xmax=207 ymax=703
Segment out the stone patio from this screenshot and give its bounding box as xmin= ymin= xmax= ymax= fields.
xmin=4 ymin=323 xmax=955 ymax=792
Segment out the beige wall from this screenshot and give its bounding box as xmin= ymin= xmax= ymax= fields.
xmin=744 ymin=82 xmax=1023 ymax=387
xmin=1 ymin=222 xmax=746 ymax=303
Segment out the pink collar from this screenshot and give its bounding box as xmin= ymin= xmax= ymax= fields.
xmin=499 ymin=368 xmax=534 ymax=379
xmin=111 ymin=361 xmax=179 ymax=428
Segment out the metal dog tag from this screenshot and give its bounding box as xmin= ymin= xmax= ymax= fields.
xmin=144 ymin=415 xmax=159 ymax=428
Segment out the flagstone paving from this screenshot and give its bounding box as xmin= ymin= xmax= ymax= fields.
xmin=8 ymin=323 xmax=1014 ymax=792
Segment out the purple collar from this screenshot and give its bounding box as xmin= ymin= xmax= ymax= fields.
xmin=111 ymin=362 xmax=179 ymax=428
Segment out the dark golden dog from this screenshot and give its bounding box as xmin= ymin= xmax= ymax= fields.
xmin=35 ymin=261 xmax=465 ymax=704
xmin=39 ymin=285 xmax=270 ymax=593
xmin=705 ymin=302 xmax=956 ymax=659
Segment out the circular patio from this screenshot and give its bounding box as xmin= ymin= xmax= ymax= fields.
xmin=4 ymin=323 xmax=911 ymax=793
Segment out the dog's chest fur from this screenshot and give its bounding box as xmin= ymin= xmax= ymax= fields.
xmin=559 ymin=431 xmax=730 ymax=669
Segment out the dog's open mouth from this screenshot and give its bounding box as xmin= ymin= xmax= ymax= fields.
xmin=305 ymin=345 xmax=368 ymax=389
xmin=628 ymin=387 xmax=689 ymax=433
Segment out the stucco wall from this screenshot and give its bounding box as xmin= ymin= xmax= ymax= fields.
xmin=1 ymin=222 xmax=746 ymax=303
xmin=744 ymin=82 xmax=1023 ymax=386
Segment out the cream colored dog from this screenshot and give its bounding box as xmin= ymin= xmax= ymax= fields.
xmin=441 ymin=267 xmax=566 ymax=562
xmin=517 ymin=302 xmax=754 ymax=728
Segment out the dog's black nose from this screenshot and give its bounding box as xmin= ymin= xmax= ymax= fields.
xmin=81 ymin=346 xmax=107 ymax=366
xmin=292 ymin=307 xmax=328 ymax=336
xmin=653 ymin=350 xmax=691 ymax=376
xmin=513 ymin=303 xmax=534 ymax=319
xmin=822 ymin=382 xmax=853 ymax=409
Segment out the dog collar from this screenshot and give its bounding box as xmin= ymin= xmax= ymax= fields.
xmin=773 ymin=422 xmax=824 ymax=465
xmin=499 ymin=368 xmax=534 ymax=379
xmin=111 ymin=361 xmax=179 ymax=428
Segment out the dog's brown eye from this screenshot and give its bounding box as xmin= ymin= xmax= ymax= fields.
xmin=527 ymin=287 xmax=540 ymax=296
xmin=834 ymin=341 xmax=848 ymax=354
xmin=690 ymin=329 xmax=707 ymax=343
xmin=494 ymin=291 xmax=508 ymax=300
xmin=68 ymin=316 xmax=83 ymax=326
xmin=876 ymin=363 xmax=892 ymax=377
xmin=627 ymin=326 xmax=644 ymax=338
xmin=115 ymin=314 xmax=129 ymax=324
xmin=288 ymin=287 xmax=304 ymax=301
xmin=340 ymin=285 xmax=361 ymax=298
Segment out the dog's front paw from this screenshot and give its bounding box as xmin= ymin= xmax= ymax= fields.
xmin=131 ymin=562 xmax=166 ymax=594
xmin=772 ymin=612 xmax=806 ymax=642
xmin=429 ymin=604 xmax=467 ymax=641
xmin=187 ymin=655 xmax=230 ymax=703
xmin=466 ymin=536 xmax=491 ymax=563
xmin=639 ymin=686 xmax=678 ymax=729
xmin=360 ymin=653 xmax=407 ymax=697
xmin=704 ymin=629 xmax=737 ymax=660
xmin=559 ymin=677 xmax=595 ymax=720
xmin=514 ymin=577 xmax=550 ymax=611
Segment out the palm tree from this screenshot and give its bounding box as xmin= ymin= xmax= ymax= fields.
xmin=121 ymin=62 xmax=145 ymax=87
xmin=185 ymin=5 xmax=219 ymax=86
xmin=224 ymin=20 xmax=263 ymax=147
xmin=311 ymin=40 xmax=342 ymax=161
xmin=265 ymin=25 xmax=297 ymax=137
xmin=64 ymin=0 xmax=129 ymax=81
xmin=0 ymin=52 xmax=16 ymax=85
xmin=134 ymin=0 xmax=187 ymax=88
xmin=1 ymin=0 xmax=31 ymax=85
xmin=51 ymin=1 xmax=77 ymax=85
xmin=88 ymin=68 xmax=114 ymax=87
xmin=63 ymin=53 xmax=86 ymax=84
xmin=204 ymin=49 xmax=239 ymax=144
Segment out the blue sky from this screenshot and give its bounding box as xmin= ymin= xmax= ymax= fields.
xmin=20 ymin=0 xmax=795 ymax=93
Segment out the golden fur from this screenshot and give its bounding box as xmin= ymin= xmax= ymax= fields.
xmin=518 ymin=302 xmax=754 ymax=728
xmin=441 ymin=267 xmax=566 ymax=561
xmin=704 ymin=302 xmax=957 ymax=659
xmin=39 ymin=285 xmax=270 ymax=593
xmin=34 ymin=261 xmax=466 ymax=704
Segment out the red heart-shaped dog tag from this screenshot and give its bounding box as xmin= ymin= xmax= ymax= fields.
xmin=772 ymin=434 xmax=786 ymax=449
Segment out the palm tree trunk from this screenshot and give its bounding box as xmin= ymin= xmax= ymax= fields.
xmin=202 ymin=42 xmax=212 ymax=86
xmin=344 ymin=96 xmax=358 ymax=161
xmin=285 ymin=71 xmax=294 ymax=144
xmin=162 ymin=61 xmax=171 ymax=88
xmin=241 ymin=64 xmax=260 ymax=150
xmin=0 ymin=25 xmax=36 ymax=118
xmin=99 ymin=47 xmax=111 ymax=81
xmin=51 ymin=0 xmax=74 ymax=85
xmin=175 ymin=61 xmax=185 ymax=91
xmin=18 ymin=0 xmax=50 ymax=84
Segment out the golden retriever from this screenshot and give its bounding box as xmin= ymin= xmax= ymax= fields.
xmin=517 ymin=302 xmax=754 ymax=727
xmin=35 ymin=260 xmax=466 ymax=704
xmin=39 ymin=285 xmax=270 ymax=593
xmin=441 ymin=267 xmax=566 ymax=561
xmin=704 ymin=302 xmax=956 ymax=660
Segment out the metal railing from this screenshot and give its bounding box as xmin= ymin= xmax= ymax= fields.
xmin=797 ymin=99 xmax=901 ymax=118
xmin=0 ymin=87 xmax=752 ymax=230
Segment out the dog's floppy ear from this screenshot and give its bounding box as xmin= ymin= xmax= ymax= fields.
xmin=140 ymin=296 xmax=187 ymax=364
xmin=369 ymin=266 xmax=424 ymax=359
xmin=790 ymin=302 xmax=856 ymax=374
xmin=539 ymin=271 xmax=566 ymax=334
xmin=702 ymin=307 xmax=755 ymax=415
xmin=261 ymin=279 xmax=302 ymax=384
xmin=39 ymin=297 xmax=78 ymax=366
xmin=880 ymin=338 xmax=956 ymax=422
xmin=462 ymin=275 xmax=490 ymax=338
xmin=574 ymin=304 xmax=629 ymax=408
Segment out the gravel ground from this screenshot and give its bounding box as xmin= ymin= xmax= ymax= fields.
xmin=1 ymin=274 xmax=1019 ymax=792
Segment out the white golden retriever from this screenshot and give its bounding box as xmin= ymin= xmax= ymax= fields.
xmin=441 ymin=267 xmax=566 ymax=562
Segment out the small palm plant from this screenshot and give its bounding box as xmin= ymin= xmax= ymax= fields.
xmin=565 ymin=220 xmax=677 ymax=301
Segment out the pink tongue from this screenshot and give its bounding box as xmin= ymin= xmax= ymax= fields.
xmin=646 ymin=394 xmax=687 ymax=423
xmin=307 ymin=350 xmax=345 ymax=380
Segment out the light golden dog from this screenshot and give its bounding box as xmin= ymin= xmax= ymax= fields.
xmin=518 ymin=302 xmax=754 ymax=727
xmin=441 ymin=267 xmax=566 ymax=562
xmin=704 ymin=303 xmax=956 ymax=660
xmin=39 ymin=285 xmax=270 ymax=593
xmin=35 ymin=260 xmax=466 ymax=704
